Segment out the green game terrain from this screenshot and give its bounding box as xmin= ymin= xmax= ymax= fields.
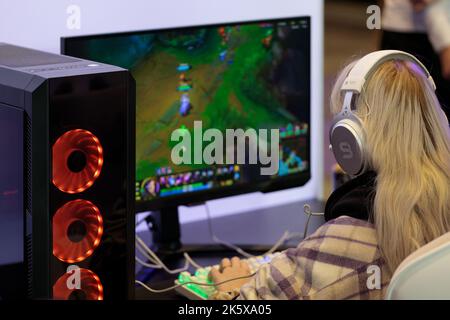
xmin=134 ymin=25 xmax=295 ymax=181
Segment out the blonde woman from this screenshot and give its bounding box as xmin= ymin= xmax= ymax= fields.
xmin=208 ymin=52 xmax=450 ymax=300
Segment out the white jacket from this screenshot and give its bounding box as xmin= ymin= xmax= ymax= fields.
xmin=383 ymin=0 xmax=450 ymax=53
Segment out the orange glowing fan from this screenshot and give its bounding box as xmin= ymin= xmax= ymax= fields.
xmin=53 ymin=268 xmax=104 ymax=300
xmin=53 ymin=199 xmax=103 ymax=263
xmin=52 ymin=129 xmax=103 ymax=194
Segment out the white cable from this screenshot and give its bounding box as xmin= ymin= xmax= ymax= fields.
xmin=135 ymin=238 xmax=160 ymax=265
xmin=136 ymin=236 xmax=205 ymax=273
xmin=285 ymin=232 xmax=304 ymax=241
xmin=137 ymin=236 xmax=189 ymax=273
xmin=302 ymin=204 xmax=324 ymax=238
xmin=136 ymin=236 xmax=204 ymax=273
xmin=136 ymin=236 xmax=190 ymax=274
xmin=136 ymin=241 xmax=158 ymax=264
xmin=302 ymin=204 xmax=325 ymax=217
xmin=204 ymin=202 xmax=293 ymax=258
xmin=135 ymin=272 xmax=256 ymax=294
xmin=136 ymin=256 xmax=161 ymax=269
xmin=183 ymin=252 xmax=204 ymax=269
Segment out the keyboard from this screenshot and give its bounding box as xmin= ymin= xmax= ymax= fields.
xmin=175 ymin=252 xmax=280 ymax=300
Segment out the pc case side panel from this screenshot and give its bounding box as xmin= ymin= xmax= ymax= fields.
xmin=0 ymin=67 xmax=34 ymax=108
xmin=0 ymin=103 xmax=25 ymax=300
xmin=25 ymin=78 xmax=51 ymax=299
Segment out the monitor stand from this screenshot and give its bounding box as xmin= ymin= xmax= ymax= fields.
xmin=146 ymin=204 xmax=286 ymax=257
xmin=147 ymin=205 xmax=182 ymax=253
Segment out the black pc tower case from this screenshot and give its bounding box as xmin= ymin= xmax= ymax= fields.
xmin=0 ymin=43 xmax=135 ymax=300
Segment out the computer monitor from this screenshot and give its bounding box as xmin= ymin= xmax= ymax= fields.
xmin=62 ymin=16 xmax=311 ymax=249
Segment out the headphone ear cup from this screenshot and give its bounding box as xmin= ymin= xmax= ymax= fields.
xmin=330 ymin=117 xmax=365 ymax=176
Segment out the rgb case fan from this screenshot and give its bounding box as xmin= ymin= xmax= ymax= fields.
xmin=53 ymin=268 xmax=104 ymax=300
xmin=52 ymin=199 xmax=103 ymax=263
xmin=52 ymin=129 xmax=104 ymax=194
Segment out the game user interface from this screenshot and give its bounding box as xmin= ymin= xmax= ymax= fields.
xmin=63 ymin=18 xmax=311 ymax=202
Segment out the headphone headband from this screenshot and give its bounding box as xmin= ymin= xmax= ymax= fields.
xmin=341 ymin=50 xmax=436 ymax=93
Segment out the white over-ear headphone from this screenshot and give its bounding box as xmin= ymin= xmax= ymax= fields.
xmin=329 ymin=50 xmax=437 ymax=176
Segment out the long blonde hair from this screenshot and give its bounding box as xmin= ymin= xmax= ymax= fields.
xmin=331 ymin=58 xmax=450 ymax=273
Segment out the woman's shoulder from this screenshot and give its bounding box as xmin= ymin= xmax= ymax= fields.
xmin=290 ymin=216 xmax=381 ymax=267
xmin=325 ymin=215 xmax=375 ymax=229
xmin=306 ymin=216 xmax=378 ymax=247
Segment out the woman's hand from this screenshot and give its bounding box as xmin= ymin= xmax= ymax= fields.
xmin=209 ymin=257 xmax=251 ymax=292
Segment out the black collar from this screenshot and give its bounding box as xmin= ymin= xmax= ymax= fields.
xmin=324 ymin=171 xmax=377 ymax=223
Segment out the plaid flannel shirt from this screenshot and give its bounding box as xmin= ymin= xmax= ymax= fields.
xmin=237 ymin=216 xmax=391 ymax=300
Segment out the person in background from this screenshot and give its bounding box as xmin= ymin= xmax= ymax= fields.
xmin=381 ymin=0 xmax=450 ymax=117
xmin=208 ymin=55 xmax=450 ymax=300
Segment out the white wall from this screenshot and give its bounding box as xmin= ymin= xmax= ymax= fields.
xmin=1 ymin=0 xmax=324 ymax=223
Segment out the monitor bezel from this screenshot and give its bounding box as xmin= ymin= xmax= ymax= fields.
xmin=61 ymin=15 xmax=312 ymax=213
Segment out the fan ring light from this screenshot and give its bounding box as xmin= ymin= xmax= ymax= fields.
xmin=52 ymin=129 xmax=103 ymax=194
xmin=53 ymin=268 xmax=104 ymax=300
xmin=53 ymin=199 xmax=103 ymax=263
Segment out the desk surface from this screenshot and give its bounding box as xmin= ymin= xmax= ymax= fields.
xmin=135 ymin=198 xmax=325 ymax=300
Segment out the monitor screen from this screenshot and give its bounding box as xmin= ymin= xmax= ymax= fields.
xmin=62 ymin=17 xmax=311 ymax=210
